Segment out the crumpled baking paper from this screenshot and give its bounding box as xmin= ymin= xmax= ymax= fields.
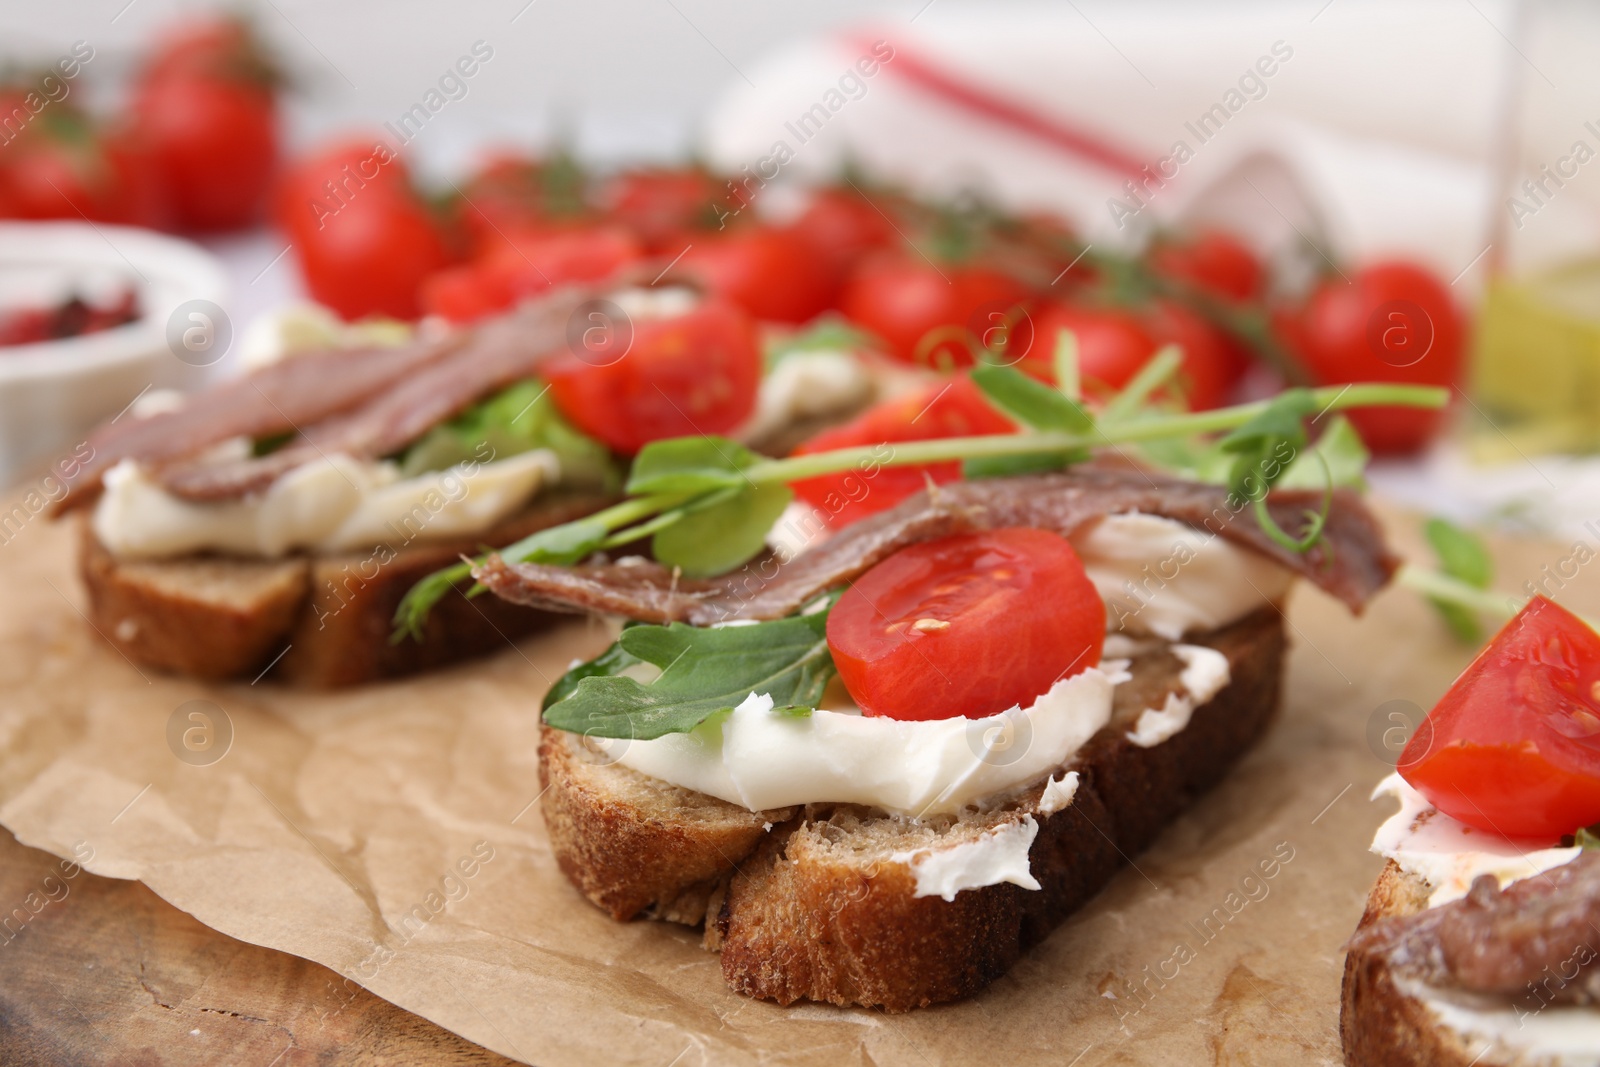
xmin=0 ymin=497 xmax=1554 ymax=1065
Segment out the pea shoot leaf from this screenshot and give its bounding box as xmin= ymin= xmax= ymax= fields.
xmin=969 ymin=364 xmax=1094 ymax=433
xmin=1278 ymin=415 xmax=1371 ymax=492
xmin=626 ymin=436 xmax=761 ymax=495
xmin=542 ymin=606 xmax=838 ymax=740
xmin=1424 ymin=517 xmax=1494 ymax=642
xmin=652 ymin=482 xmax=794 ymax=578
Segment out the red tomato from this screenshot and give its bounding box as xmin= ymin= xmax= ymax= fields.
xmin=293 ymin=198 xmax=454 ymax=321
xmin=789 ymin=376 xmax=1016 ymax=527
xmin=600 ymin=167 xmax=725 ymax=251
xmin=130 ymin=73 xmax=278 ymax=231
xmin=273 ymin=137 xmax=412 ymax=237
xmin=1149 ymin=229 xmax=1265 ymax=303
xmin=827 ymin=528 xmax=1105 ymax=720
xmin=1140 ymin=299 xmax=1247 ymax=410
xmin=139 ymin=16 xmax=262 ymax=83
xmin=1023 ymin=300 xmax=1242 ymax=410
xmin=418 ymin=264 xmax=510 ymax=325
xmin=0 ymin=112 xmax=162 ymax=226
xmin=677 ymin=225 xmax=832 ymax=325
xmin=277 ymin=138 xmax=455 ymax=320
xmin=1281 ymin=260 xmax=1463 ymax=454
xmin=792 ymin=187 xmax=896 ymax=283
xmin=542 ymin=298 xmax=761 ymax=453
xmin=420 ymin=226 xmax=643 ymax=324
xmin=840 ymin=254 xmax=1031 ymax=368
xmin=457 ymin=152 xmax=591 ymax=249
xmin=1401 ymin=597 xmax=1600 ymax=839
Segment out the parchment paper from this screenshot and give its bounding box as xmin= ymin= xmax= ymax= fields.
xmin=1 ymin=496 xmax=1586 ymax=1066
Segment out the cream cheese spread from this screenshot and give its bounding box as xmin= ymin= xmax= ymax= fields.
xmin=92 ymin=450 xmax=557 ymax=559
xmin=609 ymin=664 xmax=1132 ymax=819
xmin=1370 ymin=773 xmax=1581 ymax=909
xmin=890 ymin=817 xmax=1042 ymax=901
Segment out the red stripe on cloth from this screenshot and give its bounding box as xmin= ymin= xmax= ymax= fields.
xmin=851 ymin=33 xmax=1149 ymax=180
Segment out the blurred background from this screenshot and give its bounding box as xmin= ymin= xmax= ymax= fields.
xmin=6 ymin=0 xmax=1600 ymax=535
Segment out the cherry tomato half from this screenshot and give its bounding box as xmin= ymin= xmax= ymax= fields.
xmin=840 ymin=253 xmax=1031 ymax=368
xmin=789 ymin=376 xmax=1016 ymax=527
xmin=827 ymin=528 xmax=1106 ymax=720
xmin=542 ymin=297 xmax=761 ymax=453
xmin=1401 ymin=596 xmax=1600 ymax=839
xmin=1280 ymin=260 xmax=1462 ymax=454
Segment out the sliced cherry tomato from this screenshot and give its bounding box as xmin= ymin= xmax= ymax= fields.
xmin=840 ymin=254 xmax=1031 ymax=368
xmin=827 ymin=528 xmax=1106 ymax=720
xmin=1149 ymin=229 xmax=1265 ymax=303
xmin=1280 ymin=260 xmax=1462 ymax=454
xmin=676 ymin=224 xmax=832 ymax=325
xmin=789 ymin=376 xmax=1016 ymax=527
xmin=542 ymin=298 xmax=760 ymax=453
xmin=1022 ymin=300 xmax=1242 ymax=410
xmin=130 ymin=72 xmax=278 ymax=231
xmin=1400 ymin=596 xmax=1600 ymax=839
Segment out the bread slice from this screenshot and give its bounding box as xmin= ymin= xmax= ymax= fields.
xmin=77 ymin=490 xmax=617 ymax=687
xmin=538 ymin=608 xmax=1285 ymax=1011
xmin=1338 ymin=861 xmax=1591 ymax=1067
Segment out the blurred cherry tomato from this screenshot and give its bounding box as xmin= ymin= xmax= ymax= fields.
xmin=600 ymin=167 xmax=725 ymax=251
xmin=1149 ymin=229 xmax=1265 ymax=303
xmin=1281 ymin=260 xmax=1462 ymax=454
xmin=130 ymin=73 xmax=277 ymax=231
xmin=1022 ymin=300 xmax=1242 ymax=410
xmin=1401 ymin=597 xmax=1600 ymax=839
xmin=677 ymin=224 xmax=832 ymax=325
xmin=455 ymin=151 xmax=591 ymax=249
xmin=792 ymin=186 xmax=896 ymax=285
xmin=273 ymin=136 xmax=412 ymax=236
xmin=277 ymin=138 xmax=454 ymax=320
xmin=420 ymin=225 xmax=643 ymax=324
xmin=0 ymin=107 xmax=162 ymax=225
xmin=542 ymin=298 xmax=761 ymax=453
xmin=789 ymin=375 xmax=1016 ymax=526
xmin=840 ymin=253 xmax=1031 ymax=368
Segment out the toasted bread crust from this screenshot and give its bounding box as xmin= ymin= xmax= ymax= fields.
xmin=1340 ymin=862 xmax=1519 ymax=1067
xmin=77 ymin=491 xmax=616 ymax=687
xmin=539 ymin=609 xmax=1286 ymax=1010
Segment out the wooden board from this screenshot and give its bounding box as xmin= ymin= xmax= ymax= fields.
xmin=0 ymin=826 xmax=517 ymax=1066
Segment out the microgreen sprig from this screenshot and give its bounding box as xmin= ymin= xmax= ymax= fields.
xmin=392 ymin=364 xmax=1447 ymax=641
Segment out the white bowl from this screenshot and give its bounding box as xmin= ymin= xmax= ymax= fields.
xmin=0 ymin=222 xmax=229 ymax=488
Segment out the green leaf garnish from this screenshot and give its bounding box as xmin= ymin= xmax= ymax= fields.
xmin=969 ymin=364 xmax=1094 ymax=433
xmin=652 ymin=482 xmax=794 ymax=578
xmin=542 ymin=606 xmax=838 ymax=740
xmin=398 ymin=379 xmax=615 ymax=486
xmin=1423 ymin=517 xmax=1494 ymax=642
xmin=625 ymin=436 xmax=759 ymax=495
xmin=541 ymin=632 xmax=643 ymax=712
xmin=394 ymin=382 xmax=1450 ymax=640
xmin=1278 ymin=415 xmax=1370 ymax=492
